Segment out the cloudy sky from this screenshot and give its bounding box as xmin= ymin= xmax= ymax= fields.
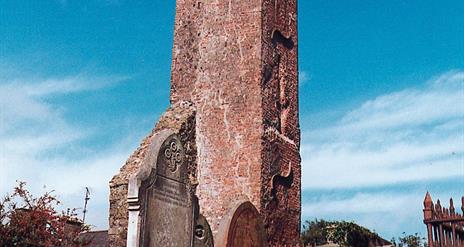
xmin=1 ymin=0 xmax=463 ymax=240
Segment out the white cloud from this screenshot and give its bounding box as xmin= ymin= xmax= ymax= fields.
xmin=299 ymin=71 xmax=310 ymax=86
xmin=0 ymin=74 xmax=127 ymax=125
xmin=301 ymin=70 xmax=464 ymax=189
xmin=302 ymin=193 xmax=416 ymax=216
xmin=0 ymin=70 xmax=131 ymax=229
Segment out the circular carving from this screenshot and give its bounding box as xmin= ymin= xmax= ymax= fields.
xmin=195 ymin=225 xmax=205 ymax=240
xmin=194 ymin=214 xmax=214 ymax=247
xmin=164 ymin=139 xmax=182 ymax=173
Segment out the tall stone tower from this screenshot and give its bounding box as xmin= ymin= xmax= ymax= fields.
xmin=109 ymin=0 xmax=300 ymax=246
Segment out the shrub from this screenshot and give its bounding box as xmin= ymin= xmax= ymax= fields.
xmin=0 ymin=181 xmax=89 ymax=247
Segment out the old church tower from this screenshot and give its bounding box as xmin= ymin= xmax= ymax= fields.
xmin=109 ymin=0 xmax=301 ymax=246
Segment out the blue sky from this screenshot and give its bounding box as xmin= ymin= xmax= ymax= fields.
xmin=1 ymin=0 xmax=463 ymax=240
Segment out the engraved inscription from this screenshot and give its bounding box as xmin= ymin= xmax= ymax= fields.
xmin=152 ymin=176 xmax=189 ymax=208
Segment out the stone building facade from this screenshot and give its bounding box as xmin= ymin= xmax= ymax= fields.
xmin=109 ymin=0 xmax=301 ymax=246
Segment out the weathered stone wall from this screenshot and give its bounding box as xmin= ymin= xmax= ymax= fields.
xmin=261 ymin=129 xmax=301 ymax=246
xmin=261 ymin=0 xmax=300 ymax=145
xmin=108 ymin=102 xmax=196 ymax=246
xmin=169 ymin=0 xmax=301 ymax=246
xmin=170 ymin=0 xmax=265 ymax=237
xmin=261 ymin=1 xmax=301 ymax=246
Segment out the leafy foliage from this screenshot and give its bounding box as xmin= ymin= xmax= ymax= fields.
xmin=0 ymin=181 xmax=89 ymax=247
xmin=301 ymin=219 xmax=328 ymax=246
xmin=301 ymin=219 xmax=384 ymax=247
xmin=391 ymin=232 xmax=427 ymax=247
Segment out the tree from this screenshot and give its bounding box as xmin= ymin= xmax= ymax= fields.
xmin=0 ymin=181 xmax=89 ymax=247
xmin=300 ymin=219 xmax=329 ymax=246
xmin=301 ymin=219 xmax=387 ymax=247
xmin=391 ymin=233 xmax=427 ymax=247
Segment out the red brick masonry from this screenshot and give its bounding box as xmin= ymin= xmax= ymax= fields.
xmin=109 ymin=1 xmax=301 ymax=246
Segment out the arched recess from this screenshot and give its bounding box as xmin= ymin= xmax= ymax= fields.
xmin=217 ymin=200 xmax=267 ymax=247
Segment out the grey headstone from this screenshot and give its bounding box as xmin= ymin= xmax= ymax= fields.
xmin=139 ymin=134 xmax=195 ymax=247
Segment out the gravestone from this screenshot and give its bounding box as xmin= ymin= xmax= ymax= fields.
xmin=122 ymin=104 xmax=213 ymax=247
xmin=139 ymin=134 xmax=194 ymax=246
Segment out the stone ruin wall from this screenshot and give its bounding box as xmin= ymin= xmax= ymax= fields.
xmin=109 ymin=0 xmax=300 ymax=246
xmin=170 ymin=0 xmax=301 ymax=246
xmin=108 ymin=103 xmax=196 ymax=246
xmin=170 ymin=0 xmax=264 ymax=236
xmin=260 ymin=1 xmax=301 ymax=245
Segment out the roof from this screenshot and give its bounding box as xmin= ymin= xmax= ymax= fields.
xmin=79 ymin=230 xmax=108 ymax=247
